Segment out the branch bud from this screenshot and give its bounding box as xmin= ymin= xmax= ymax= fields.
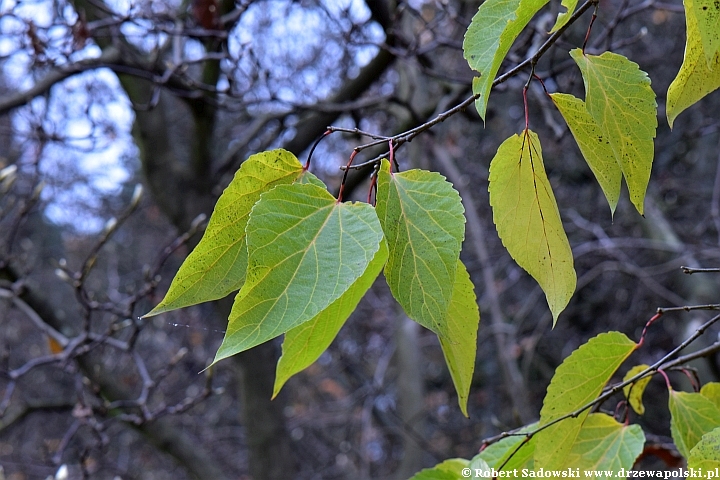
xmin=54 ymin=268 xmax=72 ymax=283
xmin=130 ymin=183 xmax=143 ymax=208
xmin=0 ymin=165 xmax=17 ymax=193
xmin=54 ymin=464 xmax=68 ymax=480
xmin=190 ymin=213 xmax=207 ymax=231
xmin=30 ymin=180 xmax=45 ymax=202
xmin=0 ymin=164 xmax=17 ymax=182
xmin=103 ymin=217 xmax=118 ymax=235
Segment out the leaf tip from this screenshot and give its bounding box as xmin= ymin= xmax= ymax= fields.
xmin=548 ymin=282 xmax=575 ymax=327
xmin=631 ymin=196 xmax=645 ymax=216
xmin=459 ymin=402 xmax=470 ymax=418
xmin=270 ymin=387 xmax=280 ymax=401
xmin=272 ymin=373 xmax=288 ymax=400
xmin=141 ymin=306 xmax=163 ymax=319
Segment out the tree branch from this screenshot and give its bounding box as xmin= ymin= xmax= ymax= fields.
xmin=0 ymin=47 xmax=121 ymax=115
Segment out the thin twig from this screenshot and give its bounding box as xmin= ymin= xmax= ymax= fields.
xmin=8 ymin=334 xmax=87 ymax=380
xmin=663 ymin=341 xmax=720 ymax=370
xmin=0 ymin=381 xmax=16 ymax=417
xmin=79 ymin=184 xmax=143 ymax=281
xmin=326 ymin=126 xmax=390 ymax=141
xmin=657 ymin=304 xmax=720 ymax=313
xmin=0 ymin=288 xmax=69 ymax=348
xmin=682 ymin=267 xmax=720 ymax=274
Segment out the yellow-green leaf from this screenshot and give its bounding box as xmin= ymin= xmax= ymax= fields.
xmin=563 ymin=413 xmax=645 ymax=477
xmin=468 ymin=456 xmax=492 ymax=479
xmin=272 ymin=241 xmax=388 ymax=398
xmin=570 ymin=49 xmax=657 ymax=215
xmin=296 ymin=169 xmax=327 ymax=187
xmin=667 ymin=0 xmax=720 ymax=128
xmin=478 ymin=423 xmax=537 ymax=471
xmin=622 ymin=364 xmax=652 ymax=415
xmin=439 ymin=260 xmax=480 ymax=417
xmin=488 ymin=130 xmax=576 ymax=323
xmin=688 ymin=427 xmax=720 ymax=470
xmin=213 ymin=183 xmax=384 ymax=364
xmin=690 ymin=0 xmax=720 ymax=66
xmin=145 ymin=149 xmax=306 ymax=317
xmin=534 ymin=332 xmax=637 ymax=470
xmin=375 ymin=159 xmax=466 ymax=337
xmin=550 ymin=93 xmax=622 ymax=215
xmin=550 ymin=0 xmax=579 ymax=32
xmin=463 ymin=0 xmax=549 ymax=121
xmin=702 ymin=382 xmax=720 ymax=410
xmin=409 ymin=458 xmax=470 ymax=480
xmin=669 ymin=389 xmax=720 ymax=459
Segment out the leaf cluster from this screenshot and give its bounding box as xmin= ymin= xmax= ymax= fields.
xmin=145 ymin=150 xmax=480 ymax=414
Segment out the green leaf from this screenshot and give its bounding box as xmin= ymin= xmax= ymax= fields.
xmin=563 ymin=413 xmax=645 ymax=476
xmin=690 ymin=0 xmax=720 ymax=66
xmin=463 ymin=0 xmax=549 ymax=121
xmin=145 ymin=149 xmax=306 ymax=317
xmin=701 ymin=382 xmax=720 ymax=410
xmin=478 ymin=423 xmax=537 ymax=471
xmin=622 ymin=364 xmax=652 ymax=415
xmin=213 ymin=183 xmax=384 ymax=364
xmin=550 ymin=93 xmax=621 ymax=215
xmin=439 ymin=260 xmax=480 ymax=417
xmin=468 ymin=456 xmax=492 ymax=479
xmin=534 ymin=332 xmax=637 ymax=470
xmin=550 ymin=0 xmax=579 ymax=32
xmin=375 ymin=159 xmax=465 ymax=337
xmin=409 ymin=458 xmax=469 ymax=480
xmin=688 ymin=427 xmax=720 ymax=470
xmin=488 ymin=129 xmax=576 ymax=323
xmin=667 ymin=0 xmax=720 ymax=128
xmin=272 ymin=241 xmax=388 ymax=398
xmin=669 ymin=389 xmax=720 ymax=459
xmin=570 ymin=49 xmax=657 ymax=215
xmin=296 ymin=169 xmax=327 ymax=187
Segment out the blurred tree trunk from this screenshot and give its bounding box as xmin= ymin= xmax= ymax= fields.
xmin=393 ymin=315 xmax=426 ymax=479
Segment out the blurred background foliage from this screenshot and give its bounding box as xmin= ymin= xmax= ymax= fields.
xmin=0 ymin=0 xmax=718 ymax=478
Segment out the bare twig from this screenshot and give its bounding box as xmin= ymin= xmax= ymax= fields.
xmin=0 ymin=287 xmax=69 ymax=348
xmin=657 ymin=304 xmax=720 ymax=313
xmin=682 ymin=266 xmax=720 ymax=274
